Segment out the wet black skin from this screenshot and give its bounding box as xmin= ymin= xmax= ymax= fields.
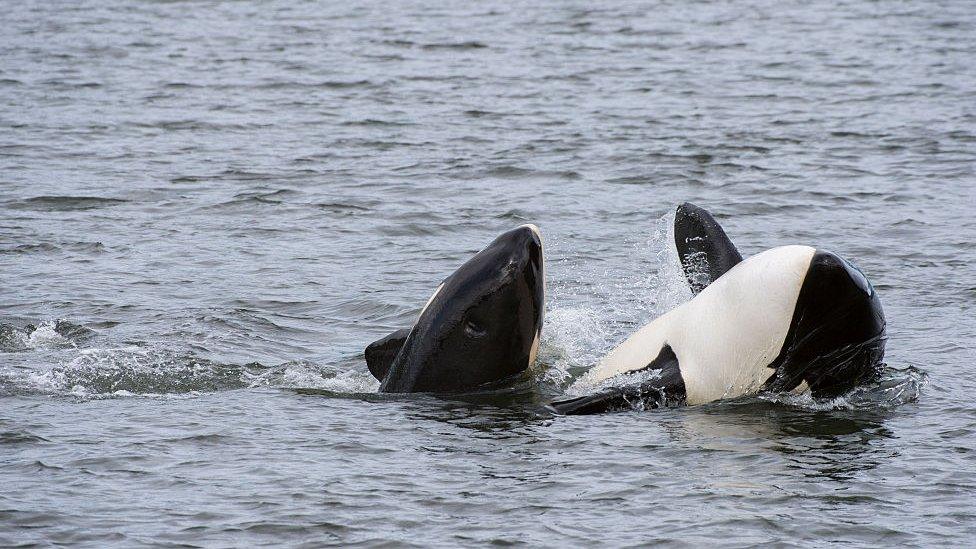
xmin=761 ymin=250 xmax=886 ymax=398
xmin=377 ymin=226 xmax=544 ymax=393
xmin=674 ymin=202 xmax=743 ymax=294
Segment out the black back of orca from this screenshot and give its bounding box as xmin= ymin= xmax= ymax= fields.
xmin=674 ymin=202 xmax=743 ymax=294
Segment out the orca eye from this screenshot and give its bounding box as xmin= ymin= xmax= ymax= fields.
xmin=464 ymin=319 xmax=487 ymax=338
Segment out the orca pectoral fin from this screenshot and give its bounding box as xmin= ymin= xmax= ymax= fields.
xmin=552 ymin=344 xmax=687 ymax=415
xmin=674 ymin=202 xmax=743 ymax=294
xmin=548 ymin=380 xmax=683 ymax=415
xmin=547 ymin=388 xmax=647 ymax=415
xmin=364 ymin=327 xmax=412 ymax=381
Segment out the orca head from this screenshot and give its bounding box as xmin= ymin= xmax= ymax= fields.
xmin=380 ymin=225 xmax=545 ymax=393
xmin=765 ymin=250 xmax=887 ymax=397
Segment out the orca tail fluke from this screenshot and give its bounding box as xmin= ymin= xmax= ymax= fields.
xmin=674 ymin=202 xmax=743 ymax=294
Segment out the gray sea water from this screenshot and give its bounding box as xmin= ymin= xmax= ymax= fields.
xmin=2 ymin=0 xmax=975 ymax=546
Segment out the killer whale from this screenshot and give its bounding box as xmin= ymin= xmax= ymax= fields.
xmin=366 ymin=225 xmax=545 ymax=393
xmin=551 ymin=206 xmax=885 ymax=414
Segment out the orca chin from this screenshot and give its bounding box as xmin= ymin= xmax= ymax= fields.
xmin=367 ymin=225 xmax=545 ymax=394
xmin=551 ymin=205 xmax=885 ymax=415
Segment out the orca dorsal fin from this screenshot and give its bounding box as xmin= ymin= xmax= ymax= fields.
xmin=673 ymin=202 xmax=743 ymax=294
xmin=364 ymin=327 xmax=412 ymax=381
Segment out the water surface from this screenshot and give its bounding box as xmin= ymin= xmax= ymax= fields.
xmin=2 ymin=0 xmax=975 ymax=546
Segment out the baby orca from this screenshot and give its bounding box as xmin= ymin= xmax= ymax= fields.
xmin=366 ymin=225 xmax=545 ymax=393
xmin=551 ymin=205 xmax=885 ymax=414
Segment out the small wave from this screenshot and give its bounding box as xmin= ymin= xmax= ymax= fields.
xmin=7 ymin=196 xmax=128 ymax=212
xmin=463 ymin=109 xmax=508 ymax=119
xmin=0 ymin=241 xmax=106 ymax=255
xmin=421 ymin=41 xmax=488 ymax=51
xmin=163 ymin=81 xmax=203 ymax=89
xmin=482 ymin=165 xmax=581 ymax=180
xmin=0 ymin=242 xmax=60 ymax=254
xmin=313 ymin=201 xmax=373 ymax=213
xmin=493 ymin=209 xmax=532 ymax=222
xmin=20 ymin=347 xmax=251 ymax=397
xmin=314 ymin=79 xmax=377 ymax=89
xmin=231 ymin=188 xmax=301 ymax=202
xmin=0 ymin=430 xmax=49 ymax=445
xmin=380 ymin=39 xmax=416 ymax=48
xmin=202 ymin=188 xmax=303 ymax=210
xmin=340 ymin=119 xmax=414 ymax=127
xmin=246 ymin=360 xmax=379 ymax=394
xmin=250 ymin=79 xmax=375 ymax=90
xmin=130 ymin=119 xmax=272 ymax=131
xmin=0 ymin=343 xmax=377 ymax=399
xmin=376 ymin=222 xmax=441 ymax=237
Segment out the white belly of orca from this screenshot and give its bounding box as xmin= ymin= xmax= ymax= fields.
xmin=578 ymin=245 xmax=816 ymax=404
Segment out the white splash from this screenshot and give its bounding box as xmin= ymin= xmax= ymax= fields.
xmin=540 ymin=209 xmax=692 ymax=387
xmin=246 ymin=360 xmax=380 ymax=393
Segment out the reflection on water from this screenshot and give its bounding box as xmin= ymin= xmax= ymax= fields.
xmin=654 ymin=401 xmax=894 ymax=484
